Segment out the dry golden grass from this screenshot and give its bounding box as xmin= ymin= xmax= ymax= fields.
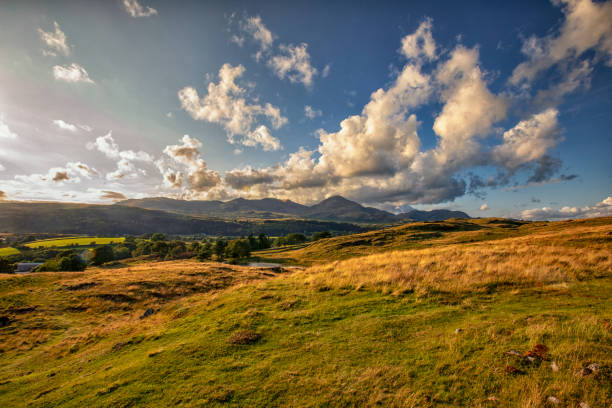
xmin=301 ymin=224 xmax=612 ymax=295
xmin=0 ymin=260 xmax=287 ymax=354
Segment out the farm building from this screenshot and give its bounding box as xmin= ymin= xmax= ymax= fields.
xmin=15 ymin=263 xmax=43 ymax=273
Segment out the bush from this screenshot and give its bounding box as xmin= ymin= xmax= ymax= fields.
xmin=58 ymin=254 xmax=86 ymax=271
xmin=284 ymin=233 xmax=307 ymax=245
xmin=113 ymin=246 xmax=131 ymax=260
xmin=196 ymin=243 xmax=213 ymax=261
xmin=92 ymin=245 xmax=114 ymax=265
xmin=225 ymin=239 xmax=251 ymax=260
xmin=0 ymin=258 xmax=15 ymax=274
xmin=312 ymin=231 xmax=332 ymax=241
xmin=150 ymin=233 xmax=166 ymax=242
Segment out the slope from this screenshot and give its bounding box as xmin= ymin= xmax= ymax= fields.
xmin=0 ymin=218 xmax=610 ymax=407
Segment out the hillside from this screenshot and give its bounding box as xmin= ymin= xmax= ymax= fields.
xmin=0 ymin=202 xmax=364 ymax=236
xmin=0 ymin=218 xmax=610 ymax=407
xmin=117 ymin=195 xmax=471 ymax=223
xmin=252 ymin=217 xmax=612 ymax=264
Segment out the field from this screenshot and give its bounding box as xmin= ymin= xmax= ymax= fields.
xmin=0 ymin=218 xmax=610 ymax=407
xmin=0 ymin=248 xmax=20 ymax=257
xmin=23 ymin=237 xmax=125 ymax=249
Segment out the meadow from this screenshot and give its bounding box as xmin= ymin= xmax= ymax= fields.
xmin=0 ymin=218 xmax=610 ymax=407
xmin=23 ymin=236 xmax=125 ymax=249
xmin=0 ymin=248 xmax=20 ymax=257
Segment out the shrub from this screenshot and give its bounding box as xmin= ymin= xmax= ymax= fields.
xmin=0 ymin=258 xmax=15 ymax=274
xmin=92 ymin=245 xmax=114 ymax=265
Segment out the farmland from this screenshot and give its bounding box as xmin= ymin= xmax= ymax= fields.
xmin=0 ymin=248 xmax=19 ymax=257
xmin=24 ymin=237 xmax=125 ymax=249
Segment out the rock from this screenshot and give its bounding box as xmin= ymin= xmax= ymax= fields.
xmin=487 ymin=395 xmax=499 ymax=401
xmin=586 ymin=363 xmax=600 ymax=372
xmin=0 ymin=316 xmax=10 ymax=327
xmin=525 ymin=356 xmax=537 ymax=364
xmin=550 ymin=361 xmax=560 ymax=372
xmin=454 ymin=328 xmax=463 ymax=334
xmin=547 ymin=396 xmax=560 ymax=404
xmin=139 ymin=308 xmax=155 ymax=319
xmin=576 ymin=367 xmax=593 ymax=377
xmin=579 ymin=402 xmax=590 ymax=408
xmin=506 ymin=350 xmax=522 ymax=357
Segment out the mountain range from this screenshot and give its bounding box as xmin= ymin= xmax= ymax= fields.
xmin=117 ymin=195 xmax=470 ymax=223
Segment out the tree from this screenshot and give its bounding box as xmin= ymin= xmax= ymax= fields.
xmin=151 ymin=241 xmax=169 ymax=257
xmin=311 ymin=231 xmax=332 ymax=241
xmin=58 ymin=254 xmax=86 ymax=271
xmin=225 ymin=239 xmax=251 ymax=260
xmin=284 ymin=233 xmax=307 ymax=245
xmin=196 ymin=242 xmax=213 ymax=261
xmin=92 ymin=245 xmax=114 ymax=265
xmin=214 ymin=240 xmax=227 ymax=261
xmin=150 ymin=233 xmax=166 ymax=242
xmin=0 ymin=258 xmax=14 ymax=274
xmin=257 ymin=233 xmax=271 ymax=249
xmin=113 ymin=246 xmax=131 ymax=260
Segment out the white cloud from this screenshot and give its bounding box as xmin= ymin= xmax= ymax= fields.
xmin=432 ymin=46 xmax=507 ymax=165
xmin=178 ymin=63 xmax=286 ymax=150
xmin=510 ymin=0 xmax=612 ymax=85
xmin=0 ymin=115 xmax=18 ymax=139
xmin=87 ymin=132 xmax=153 ymax=180
xmin=269 ymin=43 xmax=318 ymax=87
xmin=53 ymin=119 xmax=77 ymax=132
xmin=242 ymin=16 xmax=274 ymax=51
xmin=232 ymin=15 xmax=320 ymax=87
xmin=521 ymin=196 xmax=612 ymax=220
xmin=480 ymin=203 xmax=488 ymax=211
xmin=322 ymin=64 xmax=331 ymax=78
xmin=53 ymin=63 xmax=94 ymax=84
xmin=304 ymin=105 xmax=322 ymax=119
xmin=38 ymin=21 xmax=70 ymax=56
xmin=400 ymin=18 xmax=436 ymax=61
xmin=493 ymin=108 xmax=560 ymax=171
xmin=14 ymin=161 xmax=98 ymax=185
xmin=160 ymin=135 xmax=221 ymax=192
xmin=213 ymin=21 xmax=568 ymax=206
xmin=243 ymin=125 xmax=281 ymax=151
xmin=122 ymin=0 xmax=158 ymax=18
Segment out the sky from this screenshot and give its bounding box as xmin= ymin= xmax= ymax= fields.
xmin=0 ymin=0 xmax=611 ymax=220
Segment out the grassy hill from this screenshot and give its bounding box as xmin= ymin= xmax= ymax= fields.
xmin=0 ymin=218 xmax=610 ymax=407
xmin=253 ymin=217 xmax=612 ymax=265
xmin=0 ymin=202 xmax=365 ymax=236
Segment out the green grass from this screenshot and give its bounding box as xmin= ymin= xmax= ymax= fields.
xmin=0 ymin=218 xmax=610 ymax=407
xmin=23 ymin=236 xmax=125 ymax=249
xmin=0 ymin=248 xmax=19 ymax=257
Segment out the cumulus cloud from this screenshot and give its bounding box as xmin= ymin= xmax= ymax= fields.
xmin=178 ymin=63 xmax=285 ymax=150
xmin=521 ymin=196 xmax=612 ymax=220
xmin=100 ymin=191 xmax=127 ymax=201
xmin=304 ymin=105 xmax=322 ymax=119
xmin=480 ymin=203 xmax=488 ymax=211
xmin=159 ymin=135 xmax=221 ymax=192
xmin=269 ymin=43 xmax=318 ymax=86
xmin=232 ymin=15 xmax=320 ymax=87
xmin=211 ymin=19 xmax=575 ymax=206
xmin=510 ymin=0 xmax=612 ymax=86
xmin=87 ymin=132 xmax=152 ymax=180
xmin=122 ymin=0 xmax=157 ymax=18
xmin=14 ymin=161 xmax=98 ymax=185
xmin=242 ymin=16 xmax=274 ymax=51
xmin=38 ymin=21 xmax=70 ymax=56
xmin=493 ymin=108 xmax=560 ymax=171
xmin=53 ymin=63 xmax=94 ymax=84
xmin=433 ymin=46 xmax=507 ymax=165
xmin=0 ymin=115 xmax=18 ymax=139
xmin=401 ymin=18 xmax=436 ymax=61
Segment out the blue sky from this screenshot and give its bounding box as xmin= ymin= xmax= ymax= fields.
xmin=0 ymin=0 xmax=610 ymax=219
